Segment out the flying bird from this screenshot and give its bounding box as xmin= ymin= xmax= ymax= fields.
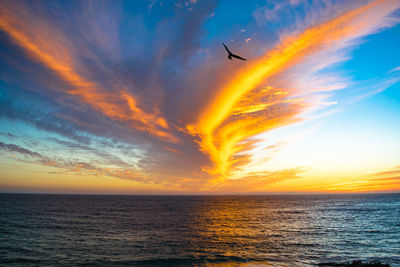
xmin=222 ymin=42 xmax=247 ymax=61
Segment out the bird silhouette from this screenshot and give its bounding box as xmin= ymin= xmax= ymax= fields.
xmin=222 ymin=42 xmax=246 ymax=61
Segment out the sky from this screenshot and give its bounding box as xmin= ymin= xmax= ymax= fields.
xmin=0 ymin=0 xmax=399 ymax=194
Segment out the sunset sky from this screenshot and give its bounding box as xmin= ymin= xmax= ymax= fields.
xmin=0 ymin=0 xmax=399 ymax=194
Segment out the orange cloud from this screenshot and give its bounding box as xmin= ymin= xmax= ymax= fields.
xmin=186 ymin=0 xmax=400 ymax=180
xmin=301 ymin=165 xmax=400 ymax=193
xmin=208 ymin=168 xmax=304 ymax=193
xmin=0 ymin=3 xmax=176 ymax=142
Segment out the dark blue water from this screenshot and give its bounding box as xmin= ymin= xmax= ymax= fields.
xmin=0 ymin=194 xmax=399 ymax=266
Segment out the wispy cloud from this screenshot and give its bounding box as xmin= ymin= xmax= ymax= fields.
xmin=0 ymin=141 xmax=42 ymax=158
xmin=0 ymin=140 xmax=151 ymax=183
xmin=368 ymin=167 xmax=400 ymax=182
xmin=186 ymin=0 xmax=400 ymax=180
xmin=206 ymin=168 xmax=305 ymax=193
xmin=0 ymin=1 xmax=176 ymax=142
xmin=303 ymin=165 xmax=400 ymax=192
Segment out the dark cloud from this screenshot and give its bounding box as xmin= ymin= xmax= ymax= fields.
xmin=0 ymin=141 xmax=43 ymax=157
xmin=0 ymin=132 xmax=17 ymax=138
xmin=0 ymin=84 xmax=92 ymax=144
xmin=45 ymin=137 xmax=134 ymax=168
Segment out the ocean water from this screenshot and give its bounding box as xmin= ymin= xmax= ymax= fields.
xmin=0 ymin=194 xmax=399 ymax=266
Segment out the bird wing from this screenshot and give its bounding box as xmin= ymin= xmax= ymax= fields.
xmin=231 ymin=53 xmax=247 ymax=61
xmin=221 ymin=42 xmax=232 ymax=54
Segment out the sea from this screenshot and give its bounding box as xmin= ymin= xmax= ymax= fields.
xmin=0 ymin=194 xmax=399 ymax=266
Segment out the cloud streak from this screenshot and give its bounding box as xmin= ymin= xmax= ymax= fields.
xmin=0 ymin=140 xmax=151 ymax=183
xmin=0 ymin=141 xmax=42 ymax=157
xmin=303 ymin=165 xmax=400 ymax=192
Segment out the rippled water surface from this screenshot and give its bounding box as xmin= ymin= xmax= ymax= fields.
xmin=1 ymin=194 xmax=399 ymax=266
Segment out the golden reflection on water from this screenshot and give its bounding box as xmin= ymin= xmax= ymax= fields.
xmin=191 ymin=197 xmax=292 ymax=263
